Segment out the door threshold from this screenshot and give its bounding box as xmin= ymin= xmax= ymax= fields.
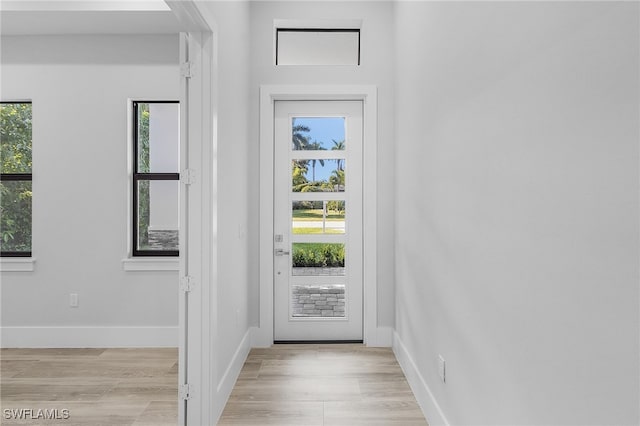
xmin=274 ymin=340 xmax=364 ymax=344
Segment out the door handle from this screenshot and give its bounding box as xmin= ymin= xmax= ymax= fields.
xmin=275 ymin=248 xmax=290 ymax=256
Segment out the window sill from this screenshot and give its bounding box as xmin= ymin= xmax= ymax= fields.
xmin=0 ymin=257 xmax=36 ymax=272
xmin=122 ymin=257 xmax=179 ymax=272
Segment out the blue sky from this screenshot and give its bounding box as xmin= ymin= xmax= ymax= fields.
xmin=293 ymin=117 xmax=345 ymax=182
xmin=293 ymin=117 xmax=345 ymax=150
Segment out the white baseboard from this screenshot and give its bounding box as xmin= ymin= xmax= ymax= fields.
xmin=216 ymin=327 xmax=252 ymax=395
xmin=367 ymin=326 xmax=394 ymax=347
xmin=213 ymin=328 xmax=253 ymax=422
xmin=250 ymin=325 xmax=272 ymax=348
xmin=393 ymin=331 xmax=450 ymax=426
xmin=1 ymin=326 xmax=178 ymax=348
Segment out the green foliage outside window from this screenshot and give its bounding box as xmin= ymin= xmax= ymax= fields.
xmin=137 ymin=104 xmax=151 ymax=248
xmin=292 ymin=243 xmax=345 ymax=268
xmin=1 ymin=104 xmax=32 ymax=173
xmin=0 ymin=103 xmax=32 ymax=254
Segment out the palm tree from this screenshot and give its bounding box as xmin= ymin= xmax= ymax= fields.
xmin=308 ymin=140 xmax=325 ymax=181
xmin=292 ymin=163 xmax=327 ymax=192
xmin=329 ymin=169 xmax=345 ymax=192
xmin=291 ymin=120 xmax=311 ymax=187
xmin=292 ymin=121 xmax=310 ymax=150
xmin=331 ymin=139 xmax=345 ymax=171
xmin=292 ymin=164 xmax=309 ymax=192
xmin=297 ymin=182 xmax=325 ymax=192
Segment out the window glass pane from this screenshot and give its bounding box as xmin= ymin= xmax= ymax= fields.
xmin=292 ymin=200 xmax=345 ymax=234
xmin=137 ymin=180 xmax=179 ymax=252
xmin=292 ymin=159 xmax=345 ymax=192
xmin=292 ymin=243 xmax=345 ymax=276
xmin=137 ymin=102 xmax=179 ymax=173
xmin=0 ymin=181 xmax=32 ymax=253
xmin=277 ymin=30 xmax=360 ymax=65
xmin=292 ymin=117 xmax=345 ymax=151
xmin=292 ymin=284 xmax=345 ymax=318
xmin=1 ymin=103 xmax=32 ymax=174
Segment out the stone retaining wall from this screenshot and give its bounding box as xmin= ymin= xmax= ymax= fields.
xmin=292 ymin=267 xmax=345 ymax=276
xmin=147 ymin=230 xmax=179 ymax=251
xmin=291 ymin=285 xmax=345 ymax=317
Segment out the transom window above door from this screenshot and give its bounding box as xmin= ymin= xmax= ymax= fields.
xmin=275 ymin=28 xmax=361 ymax=66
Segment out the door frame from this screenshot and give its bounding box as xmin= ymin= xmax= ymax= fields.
xmin=167 ymin=2 xmax=214 ymax=425
xmin=177 ymin=30 xmax=215 ymax=426
xmin=257 ymin=85 xmax=379 ymax=347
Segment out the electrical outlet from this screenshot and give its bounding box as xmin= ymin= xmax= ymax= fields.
xmin=438 ymin=355 xmax=446 ymax=383
xmin=70 ymin=293 xmax=79 ymax=308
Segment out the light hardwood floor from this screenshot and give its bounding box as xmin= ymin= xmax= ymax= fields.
xmin=0 ymin=348 xmax=178 ymax=426
xmin=219 ymin=344 xmax=428 ymax=426
xmin=1 ymin=344 xmax=427 ymax=425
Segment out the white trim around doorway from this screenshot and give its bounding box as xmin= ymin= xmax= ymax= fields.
xmin=255 ymin=85 xmax=386 ymax=347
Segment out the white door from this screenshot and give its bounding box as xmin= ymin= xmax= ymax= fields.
xmin=274 ymin=100 xmax=363 ymax=341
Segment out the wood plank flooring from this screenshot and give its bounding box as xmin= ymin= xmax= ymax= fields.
xmin=0 ymin=348 xmax=178 ymax=426
xmin=1 ymin=344 xmax=427 ymax=425
xmin=219 ymin=344 xmax=428 ymax=425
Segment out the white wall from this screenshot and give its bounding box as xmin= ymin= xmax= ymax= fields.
xmin=207 ymin=0 xmax=252 ymax=388
xmin=1 ymin=34 xmax=180 ymax=347
xmin=248 ymin=0 xmax=396 ymax=329
xmin=190 ymin=2 xmax=253 ymax=420
xmin=394 ymin=2 xmax=639 ymax=425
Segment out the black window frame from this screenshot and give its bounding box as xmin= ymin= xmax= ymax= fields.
xmin=0 ymin=101 xmax=33 ymax=258
xmin=275 ymin=28 xmax=361 ymax=66
xmin=132 ymin=100 xmax=180 ymax=257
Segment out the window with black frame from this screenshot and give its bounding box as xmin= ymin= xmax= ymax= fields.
xmin=0 ymin=102 xmax=33 ymax=257
xmin=132 ymin=101 xmax=179 ymax=256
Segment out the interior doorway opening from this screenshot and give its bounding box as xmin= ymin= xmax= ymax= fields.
xmin=258 ymin=85 xmax=379 ymax=348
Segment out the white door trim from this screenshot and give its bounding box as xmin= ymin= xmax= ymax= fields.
xmin=178 ymin=31 xmax=215 ymax=426
xmin=169 ymin=2 xmax=215 ymax=425
xmin=257 ymin=85 xmax=378 ymax=347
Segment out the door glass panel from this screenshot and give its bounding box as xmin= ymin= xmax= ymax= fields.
xmin=292 ymin=200 xmax=345 ymax=234
xmin=292 ymin=117 xmax=345 ymax=151
xmin=292 ymin=159 xmax=345 ymax=192
xmin=292 ymin=243 xmax=345 ymax=276
xmin=291 ymin=284 xmax=346 ymax=318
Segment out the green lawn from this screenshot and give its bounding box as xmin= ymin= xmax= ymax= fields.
xmin=292 ymin=209 xmax=344 ymax=221
xmin=292 ymin=228 xmax=344 ymax=234
xmin=293 ymin=242 xmax=344 ymax=251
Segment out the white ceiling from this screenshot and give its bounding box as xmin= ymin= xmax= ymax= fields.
xmin=0 ymin=0 xmax=183 ymax=35
xmin=0 ymin=1 xmax=171 ymax=12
